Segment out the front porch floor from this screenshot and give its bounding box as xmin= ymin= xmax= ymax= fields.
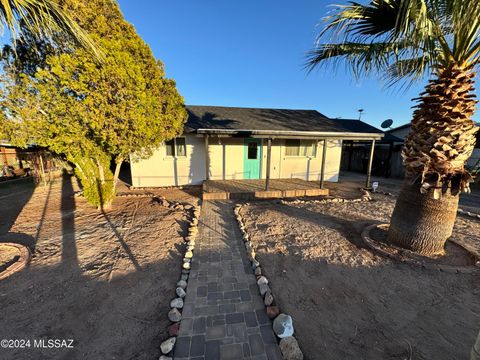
xmin=202 ymin=178 xmax=329 ymax=200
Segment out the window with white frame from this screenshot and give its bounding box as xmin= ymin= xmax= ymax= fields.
xmin=285 ymin=139 xmax=317 ymax=157
xmin=165 ymin=137 xmax=186 ymax=157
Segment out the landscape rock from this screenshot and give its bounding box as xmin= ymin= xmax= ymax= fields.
xmin=273 ymin=313 xmax=294 ymax=338
xmin=279 ymin=336 xmax=303 ymax=360
xmin=177 ymin=280 xmax=187 ymax=289
xmin=264 ymin=291 xmax=274 ymax=306
xmin=184 ymin=251 xmax=193 ymax=259
xmin=159 ymin=355 xmax=172 ymax=360
xmin=170 ymin=298 xmax=184 ymax=309
xmin=160 ymin=337 xmax=176 ymax=354
xmin=266 ymin=305 xmax=280 ymax=319
xmin=251 ymin=259 xmax=260 ymax=269
xmin=257 ymin=276 xmax=268 ymax=286
xmin=168 ymin=308 xmax=182 ymax=322
xmin=167 ymin=322 xmax=180 ymax=337
xmin=182 ymin=262 xmax=191 ymax=270
xmin=254 ymin=267 xmax=262 ymax=276
xmin=176 ymin=287 xmax=186 ymax=298
xmin=180 ymin=274 xmax=189 ymax=281
xmin=258 ymin=283 xmax=270 ymax=296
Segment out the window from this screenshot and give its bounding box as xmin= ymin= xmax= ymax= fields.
xmin=247 ymin=142 xmax=258 ymax=159
xmin=165 ymin=137 xmax=186 ymax=157
xmin=285 ymin=139 xmax=317 ymax=157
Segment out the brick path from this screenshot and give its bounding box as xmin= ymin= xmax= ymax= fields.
xmin=174 ymin=201 xmax=282 ymax=360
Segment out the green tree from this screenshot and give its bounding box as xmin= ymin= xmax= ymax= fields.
xmin=1 ymin=0 xmax=186 ymax=207
xmin=307 ymin=0 xmax=480 ymax=256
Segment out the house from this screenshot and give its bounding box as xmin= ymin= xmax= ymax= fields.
xmin=129 ymin=105 xmax=384 ymax=188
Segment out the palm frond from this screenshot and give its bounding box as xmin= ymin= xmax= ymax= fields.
xmin=0 ymin=0 xmax=100 ymax=58
xmin=306 ymin=42 xmax=399 ymax=77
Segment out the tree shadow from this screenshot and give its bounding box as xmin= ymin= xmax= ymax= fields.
xmin=0 ymin=177 xmax=36 ymax=238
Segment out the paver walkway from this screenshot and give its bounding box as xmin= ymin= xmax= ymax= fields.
xmin=174 ymin=201 xmax=282 ymax=360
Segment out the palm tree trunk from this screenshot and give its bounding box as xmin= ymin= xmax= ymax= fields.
xmin=388 ymin=182 xmax=458 ymax=255
xmin=387 ymin=65 xmax=478 ymax=256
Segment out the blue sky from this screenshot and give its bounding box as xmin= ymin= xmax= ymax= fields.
xmin=117 ymin=0 xmax=428 ymax=129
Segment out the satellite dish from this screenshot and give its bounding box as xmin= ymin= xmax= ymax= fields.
xmin=381 ymin=119 xmax=394 ymax=129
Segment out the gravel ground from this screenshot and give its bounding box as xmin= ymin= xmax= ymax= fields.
xmin=241 ymin=194 xmax=480 ymax=360
xmin=0 ymin=176 xmax=193 ymax=359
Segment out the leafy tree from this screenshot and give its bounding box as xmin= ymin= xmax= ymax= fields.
xmin=1 ymin=0 xmax=186 ymax=207
xmin=307 ymin=0 xmax=480 ymax=256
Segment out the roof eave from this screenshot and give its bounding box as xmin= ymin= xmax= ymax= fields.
xmin=195 ymin=128 xmax=384 ymax=140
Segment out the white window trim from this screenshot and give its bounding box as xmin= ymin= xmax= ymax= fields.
xmin=165 ymin=137 xmax=187 ymax=158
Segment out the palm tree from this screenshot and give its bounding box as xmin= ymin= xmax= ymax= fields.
xmin=307 ymin=0 xmax=480 ymax=256
xmin=0 ymin=0 xmax=97 ymax=54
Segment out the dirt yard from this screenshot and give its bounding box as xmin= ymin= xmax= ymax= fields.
xmin=0 ymin=175 xmax=197 ymax=359
xmin=241 ymin=194 xmax=480 ymax=360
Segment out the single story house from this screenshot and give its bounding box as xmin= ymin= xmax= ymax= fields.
xmin=129 ymin=105 xmax=385 ymax=188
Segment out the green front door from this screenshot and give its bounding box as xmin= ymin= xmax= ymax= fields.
xmin=244 ymin=138 xmax=262 ymax=179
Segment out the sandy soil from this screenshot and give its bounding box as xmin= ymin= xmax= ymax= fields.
xmin=0 ymin=175 xmax=193 ymax=359
xmin=0 ymin=244 xmax=20 ymax=270
xmin=241 ymin=194 xmax=480 ymax=360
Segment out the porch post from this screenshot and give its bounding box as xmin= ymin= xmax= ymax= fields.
xmin=204 ymin=134 xmax=210 ymax=181
xmin=320 ymin=139 xmax=327 ymax=189
xmin=265 ymin=138 xmax=272 ymax=190
xmin=365 ymin=139 xmax=376 ymax=189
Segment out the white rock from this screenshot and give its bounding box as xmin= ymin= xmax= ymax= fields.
xmin=254 ymin=267 xmax=262 ymax=276
xmin=264 ymin=291 xmax=274 ymax=306
xmin=251 ymin=259 xmax=260 ymax=269
xmin=185 ymin=251 xmax=193 ymax=259
xmin=258 ymin=283 xmax=270 ymax=296
xmin=279 ymin=336 xmax=303 ymax=360
xmin=159 ymin=355 xmax=172 ymax=360
xmin=170 ymin=297 xmax=184 ymax=309
xmin=177 ymin=280 xmax=187 ymax=289
xmin=182 ymin=262 xmax=191 ymax=270
xmin=257 ymin=276 xmax=268 ymax=286
xmin=273 ymin=313 xmax=294 ymax=338
xmin=160 ymin=337 xmax=176 ymax=354
xmin=168 ymin=308 xmax=182 ymax=322
xmin=176 ymin=287 xmax=186 ymax=298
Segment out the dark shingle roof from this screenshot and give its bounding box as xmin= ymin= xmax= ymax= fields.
xmin=336 ymin=119 xmax=403 ymax=142
xmin=185 ymin=105 xmax=383 ymax=136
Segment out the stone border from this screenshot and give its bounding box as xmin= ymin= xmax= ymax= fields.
xmin=152 ymin=196 xmax=201 ymax=359
xmin=234 ymin=203 xmax=303 ymax=360
xmin=362 ymin=223 xmax=480 ymax=274
xmin=0 ymin=243 xmax=31 ymax=281
xmin=280 ymin=189 xmax=374 ymax=206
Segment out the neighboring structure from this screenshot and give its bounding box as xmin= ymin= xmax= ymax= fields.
xmin=130 ymin=105 xmax=384 ymax=188
xmin=387 ymin=123 xmax=480 ymax=176
xmin=0 ymin=141 xmax=61 ymax=183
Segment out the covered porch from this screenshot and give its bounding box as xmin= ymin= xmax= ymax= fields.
xmin=200 ymin=129 xmax=383 ymax=200
xmin=202 ymin=178 xmax=330 ymax=200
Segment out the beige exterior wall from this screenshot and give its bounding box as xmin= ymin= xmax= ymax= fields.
xmin=130 ymin=135 xmax=206 ymax=187
xmin=130 ymin=134 xmax=342 ymax=187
